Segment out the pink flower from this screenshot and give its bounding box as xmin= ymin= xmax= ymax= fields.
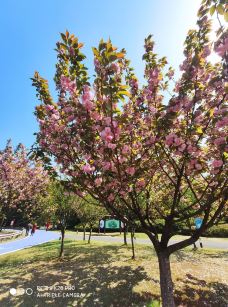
xmin=49 ymin=145 xmax=57 ymax=152
xmin=51 ymin=114 xmax=60 ymax=120
xmin=209 ymin=181 xmax=218 ymax=187
xmin=194 ymin=116 xmax=203 ymax=124
xmin=122 ymin=145 xmax=130 ymax=154
xmin=149 ymin=106 xmax=157 ymax=114
xmin=39 ymin=119 xmax=45 ymax=126
xmin=118 ymin=156 xmax=127 ymax=164
xmin=82 ymin=85 xmax=94 ymax=111
xmin=45 ymin=104 xmax=55 ymax=112
xmin=67 ymin=115 xmax=75 ymax=122
xmin=102 ymin=161 xmax=111 ymax=171
xmin=100 ymin=127 xmax=113 ymax=142
xmin=195 ymin=163 xmax=202 ymax=170
xmin=188 ymin=159 xmax=202 ymax=171
xmin=187 ymin=145 xmax=195 ymax=154
xmin=146 ymin=136 xmax=156 ymax=146
xmin=69 ymin=47 xmax=75 ymax=56
xmin=95 ymin=177 xmax=102 ymax=186
xmin=174 ymin=137 xmax=183 ymax=147
xmin=165 ymin=133 xmax=176 ymax=146
xmin=110 ymin=62 xmax=120 ymax=74
xmin=214 ymin=37 xmax=228 ymax=57
xmin=167 ymin=69 xmax=174 ymax=78
xmin=91 ymin=111 xmax=101 ymax=121
xmin=94 ymin=58 xmax=100 ymax=70
xmin=137 ymin=178 xmax=145 ymax=187
xmin=108 ymin=193 xmax=115 ymax=202
xmin=63 ymin=106 xmax=73 ymax=113
xmin=211 ymin=160 xmax=223 ymax=168
xmin=202 ymin=45 xmax=211 ymax=58
xmin=179 ymin=59 xmax=188 ymax=71
xmin=60 ymin=75 xmax=76 ymax=94
xmin=126 ymin=167 xmax=135 ymax=176
xmin=149 ymin=68 xmax=159 ymax=79
xmin=214 ymin=137 xmax=226 ymax=146
xmin=104 ymin=117 xmax=111 ymax=125
xmin=107 ymin=143 xmax=116 ymax=150
xmin=179 ymin=143 xmax=187 ymax=152
xmin=82 ymin=164 xmax=95 ymax=173
xmin=84 ymin=100 xmax=94 ymax=111
xmin=216 ymin=117 xmax=228 ymax=129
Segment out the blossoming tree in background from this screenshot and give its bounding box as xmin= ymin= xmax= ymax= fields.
xmin=0 ymin=141 xmax=49 ymax=227
xmin=32 ymin=0 xmax=227 ymax=305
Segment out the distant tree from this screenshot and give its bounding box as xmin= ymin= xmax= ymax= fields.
xmin=41 ymin=181 xmax=80 ymax=257
xmin=0 ymin=141 xmax=48 ymax=229
xmin=75 ymin=196 xmax=107 ymax=243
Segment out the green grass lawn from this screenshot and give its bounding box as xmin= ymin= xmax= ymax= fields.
xmin=0 ymin=240 xmax=227 ymax=307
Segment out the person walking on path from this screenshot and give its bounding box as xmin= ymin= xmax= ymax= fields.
xmin=10 ymin=219 xmax=15 ymax=228
xmin=25 ymin=224 xmax=30 ymax=236
xmin=31 ymin=223 xmax=37 ymax=236
xmin=45 ymin=222 xmax=50 ymax=231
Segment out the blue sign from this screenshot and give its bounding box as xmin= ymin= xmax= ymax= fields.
xmin=194 ymin=218 xmax=203 ymax=229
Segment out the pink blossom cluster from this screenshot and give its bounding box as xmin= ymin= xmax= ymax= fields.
xmin=33 ymin=27 xmax=227 ymax=212
xmin=82 ymin=85 xmax=94 ymax=111
xmin=60 ymin=76 xmax=76 ymax=94
xmin=214 ymin=36 xmax=228 ymax=58
xmin=0 ymin=143 xmax=49 ymax=212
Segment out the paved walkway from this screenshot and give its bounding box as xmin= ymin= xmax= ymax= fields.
xmin=66 ymin=233 xmax=228 ymax=250
xmin=0 ymin=230 xmax=227 ymax=256
xmin=0 ymin=230 xmax=59 ymax=256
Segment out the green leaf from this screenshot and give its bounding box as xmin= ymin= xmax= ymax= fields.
xmin=116 ymin=52 xmax=125 ymax=58
xmin=118 ymin=90 xmax=131 ymax=97
xmin=224 ymin=11 xmax=228 ymax=22
xmin=216 ymin=4 xmax=224 ymax=15
xmin=209 ymin=5 xmax=216 ymax=16
xmin=60 ymin=33 xmax=66 ymax=42
xmin=120 ymin=85 xmax=129 ymax=89
xmin=224 ymin=152 xmax=228 ymax=160
xmin=108 ymin=54 xmax=117 ymax=61
xmin=146 ymin=300 xmax=161 ymax=307
xmin=209 ymin=109 xmax=214 ymax=117
xmin=196 ymin=127 xmax=203 ymax=134
xmin=92 ymin=47 xmax=99 ymax=57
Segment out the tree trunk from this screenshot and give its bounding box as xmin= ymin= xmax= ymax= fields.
xmin=157 ymin=251 xmax=175 ymax=307
xmin=83 ymin=226 xmax=86 ymax=241
xmin=123 ymin=223 xmax=127 ymax=245
xmin=88 ymin=226 xmax=92 ymax=244
xmin=131 ymin=227 xmax=135 ymax=259
xmin=59 ymin=227 xmax=65 ymax=258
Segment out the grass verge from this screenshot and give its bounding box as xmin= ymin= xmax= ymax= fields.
xmin=0 ymin=240 xmax=227 ymax=307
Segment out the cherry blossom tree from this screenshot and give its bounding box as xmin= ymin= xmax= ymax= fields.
xmin=32 ymin=1 xmax=227 ymax=305
xmin=0 ymin=141 xmax=49 ymax=227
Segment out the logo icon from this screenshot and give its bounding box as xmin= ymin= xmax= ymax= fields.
xmin=9 ymin=288 xmax=17 ymax=296
xmin=25 ymin=288 xmax=33 ymax=295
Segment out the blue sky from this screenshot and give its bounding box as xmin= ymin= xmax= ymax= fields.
xmin=0 ymin=0 xmax=202 ymax=148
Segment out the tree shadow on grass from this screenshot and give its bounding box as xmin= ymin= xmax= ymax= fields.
xmin=200 ymin=250 xmax=228 ymax=259
xmin=173 ymin=249 xmax=228 ymax=263
xmin=174 ymin=274 xmax=228 ymax=307
xmin=0 ymin=242 xmax=158 ymax=307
